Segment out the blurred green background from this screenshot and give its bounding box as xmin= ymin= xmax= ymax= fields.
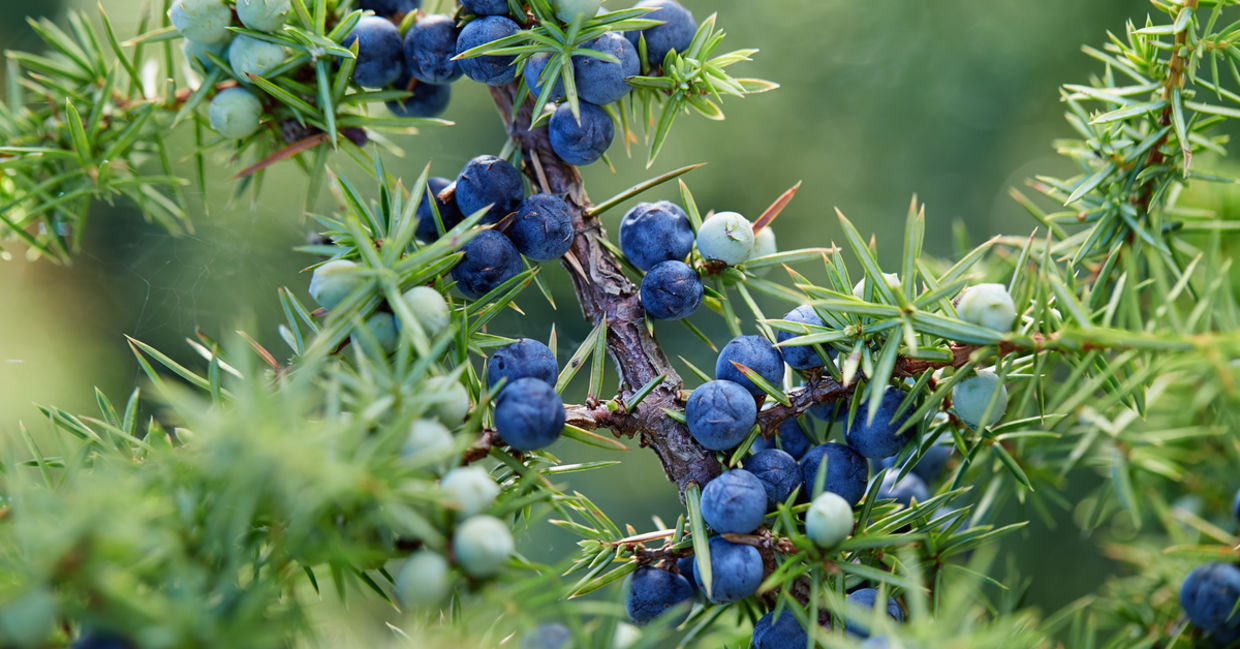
xmin=0 ymin=0 xmax=1141 ymax=628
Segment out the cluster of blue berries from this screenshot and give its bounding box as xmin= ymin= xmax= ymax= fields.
xmin=486 ymin=338 xmax=567 ymax=451
xmin=342 ymin=8 xmax=462 ymax=119
xmin=1177 ymin=489 xmax=1240 ymax=645
xmin=619 ymin=201 xmax=776 ymax=321
xmin=409 ymin=155 xmax=575 ymax=299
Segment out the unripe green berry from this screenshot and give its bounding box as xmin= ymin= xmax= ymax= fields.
xmin=952 ymin=369 xmax=1008 ymax=430
xmin=184 ymin=38 xmax=229 ymax=74
xmin=351 ymin=312 xmax=398 ymax=355
xmin=805 ymin=491 xmax=853 ymax=548
xmin=453 ymin=515 xmax=513 ymax=577
xmin=308 ymin=259 xmax=364 ymax=310
xmin=0 ymin=588 xmax=55 ymax=649
xmin=852 ymin=272 xmax=901 ymax=299
xmin=696 ymin=211 xmax=754 ymax=265
xmin=957 ymin=283 xmax=1017 ymax=332
xmin=228 ymin=35 xmax=286 ymax=81
xmin=424 ymin=376 xmax=470 ymax=424
xmin=398 ymin=286 xmax=452 ymax=337
xmin=402 ymin=419 xmax=454 ymax=458
xmin=745 ymin=226 xmax=777 ymax=277
xmin=236 ymin=0 xmax=292 ymax=32
xmin=169 ymin=0 xmax=232 ymax=45
xmin=208 ymin=87 xmax=264 ymax=139
xmin=396 ymin=551 xmax=452 ymax=608
xmin=551 ymin=0 xmax=603 ymax=22
xmin=440 ymin=466 xmax=499 ymax=516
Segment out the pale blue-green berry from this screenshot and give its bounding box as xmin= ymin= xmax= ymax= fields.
xmin=852 ymin=272 xmax=901 ymax=299
xmin=552 ymin=0 xmax=602 ymax=22
xmin=402 ymin=419 xmax=454 ymax=458
xmin=184 ymin=38 xmax=229 ymax=74
xmin=957 ymin=283 xmax=1017 ymax=332
xmin=441 ymin=466 xmax=499 ymax=516
xmin=236 ymin=0 xmax=292 ymax=32
xmin=396 ymin=551 xmax=451 ymax=608
xmin=453 ymin=515 xmax=513 ymax=577
xmin=309 ymin=259 xmax=364 ymax=310
xmin=952 ymin=370 xmax=1008 ymax=430
xmin=169 ymin=0 xmax=232 ymax=45
xmin=696 ymin=211 xmax=754 ymax=265
xmin=208 ymin=87 xmax=264 ymax=139
xmin=521 ymin=623 xmax=573 ymax=649
xmin=805 ymin=491 xmax=853 ymax=548
xmin=750 ymin=227 xmax=776 ymax=259
xmin=611 ymin=623 xmax=640 ymax=649
xmin=352 ymin=312 xmax=398 ymax=355
xmin=398 ymin=285 xmax=452 ymax=337
xmin=228 ymin=35 xmax=286 ymax=81
xmin=0 ymin=588 xmax=55 ymax=648
xmin=425 ymin=376 xmax=470 ymax=424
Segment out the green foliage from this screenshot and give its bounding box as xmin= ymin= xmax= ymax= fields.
xmin=1 ymin=1 xmax=1239 ymax=649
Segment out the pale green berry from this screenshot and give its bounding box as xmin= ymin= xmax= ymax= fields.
xmin=441 ymin=466 xmax=499 ymax=516
xmin=228 ymin=35 xmax=286 ymax=81
xmin=308 ymin=259 xmax=364 ymax=310
xmin=851 ymin=272 xmax=901 ymax=299
xmin=208 ymin=87 xmax=264 ymax=139
xmin=351 ymin=312 xmax=398 ymax=355
xmin=696 ymin=211 xmax=754 ymax=266
xmin=169 ymin=0 xmax=232 ymax=45
xmin=805 ymin=491 xmax=853 ymax=548
xmin=236 ymin=0 xmax=292 ymax=32
xmin=0 ymin=588 xmax=55 ymax=648
xmin=184 ymin=38 xmax=230 ymax=74
xmin=957 ymin=283 xmax=1017 ymax=332
xmin=453 ymin=515 xmax=513 ymax=577
xmin=396 ymin=551 xmax=452 ymax=608
xmin=612 ymin=622 xmax=641 ymax=649
xmin=745 ymin=227 xmax=777 ymax=276
xmin=424 ymin=376 xmax=470 ymax=424
xmin=402 ymin=419 xmax=454 ymax=458
xmin=952 ymin=369 xmax=1008 ymax=430
xmin=398 ymin=286 xmax=452 ymax=338
xmin=552 ymin=0 xmax=603 ymax=22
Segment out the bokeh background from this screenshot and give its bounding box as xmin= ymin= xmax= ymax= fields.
xmin=0 ymin=0 xmax=1142 ymax=631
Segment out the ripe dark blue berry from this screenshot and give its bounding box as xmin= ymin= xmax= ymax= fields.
xmin=676 ymin=555 xmax=699 ymax=595
xmin=360 ymin=0 xmax=419 ymax=19
xmin=1181 ymin=563 xmax=1240 ymax=639
xmin=751 ymin=417 xmax=812 ymax=460
xmin=450 ymin=229 xmax=523 ymax=299
xmin=700 ymin=469 xmax=768 ymax=534
xmin=415 ymin=176 xmax=464 ymax=242
xmin=461 ymin=0 xmax=510 ymax=15
xmin=344 ymin=16 xmax=405 ymax=88
xmin=624 ymin=566 xmax=695 ymax=626
xmin=640 ymin=260 xmax=703 ymax=320
xmin=844 ymin=588 xmax=904 ymax=638
xmin=619 ymin=200 xmax=694 ymax=271
xmin=548 ymin=101 xmax=614 ymax=166
xmin=625 ymin=0 xmax=696 ymax=66
xmin=494 ymin=377 xmax=565 ymax=451
xmin=403 ymin=14 xmax=462 ymax=84
xmin=573 ymin=32 xmax=639 ymax=105
xmin=716 ymin=335 xmax=784 ymax=397
xmin=742 ymin=448 xmax=800 ymax=509
xmin=1233 ymin=488 xmax=1240 ymax=522
xmin=509 ymin=193 xmax=575 ymax=261
xmin=386 ymin=73 xmax=452 ymax=117
xmin=878 ymin=442 xmax=952 ymax=484
xmin=486 ymin=338 xmax=558 ymax=390
xmin=844 ymin=387 xmax=914 ymax=459
xmin=73 ymin=633 xmax=133 ymax=649
xmin=456 ymin=16 xmax=521 ymax=85
xmin=693 ymin=536 xmax=763 ymax=604
xmin=800 ymin=442 xmax=868 ymax=506
xmin=876 ymin=470 xmax=928 ymax=508
xmin=685 ymin=379 xmax=756 ymax=451
xmin=521 ymin=624 xmax=572 ymax=649
xmin=776 ymin=305 xmax=834 ymax=371
xmin=455 ymin=155 xmax=524 ymax=224
xmin=523 ymin=52 xmax=566 ymax=101
xmin=751 ymin=611 xmax=808 ymax=649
